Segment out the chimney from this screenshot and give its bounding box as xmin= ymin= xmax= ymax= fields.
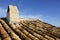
xmin=7 ymin=5 xmax=19 ymax=24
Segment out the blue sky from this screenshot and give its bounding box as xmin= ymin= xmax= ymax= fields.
xmin=0 ymin=0 xmax=60 ymax=27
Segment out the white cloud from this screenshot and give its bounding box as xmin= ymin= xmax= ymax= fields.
xmin=17 ymin=0 xmax=24 ymax=7
xmin=0 ymin=8 xmax=7 ymax=18
xmin=19 ymin=9 xmax=60 ymax=27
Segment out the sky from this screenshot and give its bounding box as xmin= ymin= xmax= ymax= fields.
xmin=0 ymin=0 xmax=60 ymax=27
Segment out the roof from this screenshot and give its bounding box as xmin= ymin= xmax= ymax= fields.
xmin=0 ymin=18 xmax=60 ymax=40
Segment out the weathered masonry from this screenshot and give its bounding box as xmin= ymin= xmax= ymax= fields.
xmin=7 ymin=5 xmax=19 ymax=24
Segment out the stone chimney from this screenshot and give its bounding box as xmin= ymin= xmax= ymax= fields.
xmin=7 ymin=5 xmax=19 ymax=24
